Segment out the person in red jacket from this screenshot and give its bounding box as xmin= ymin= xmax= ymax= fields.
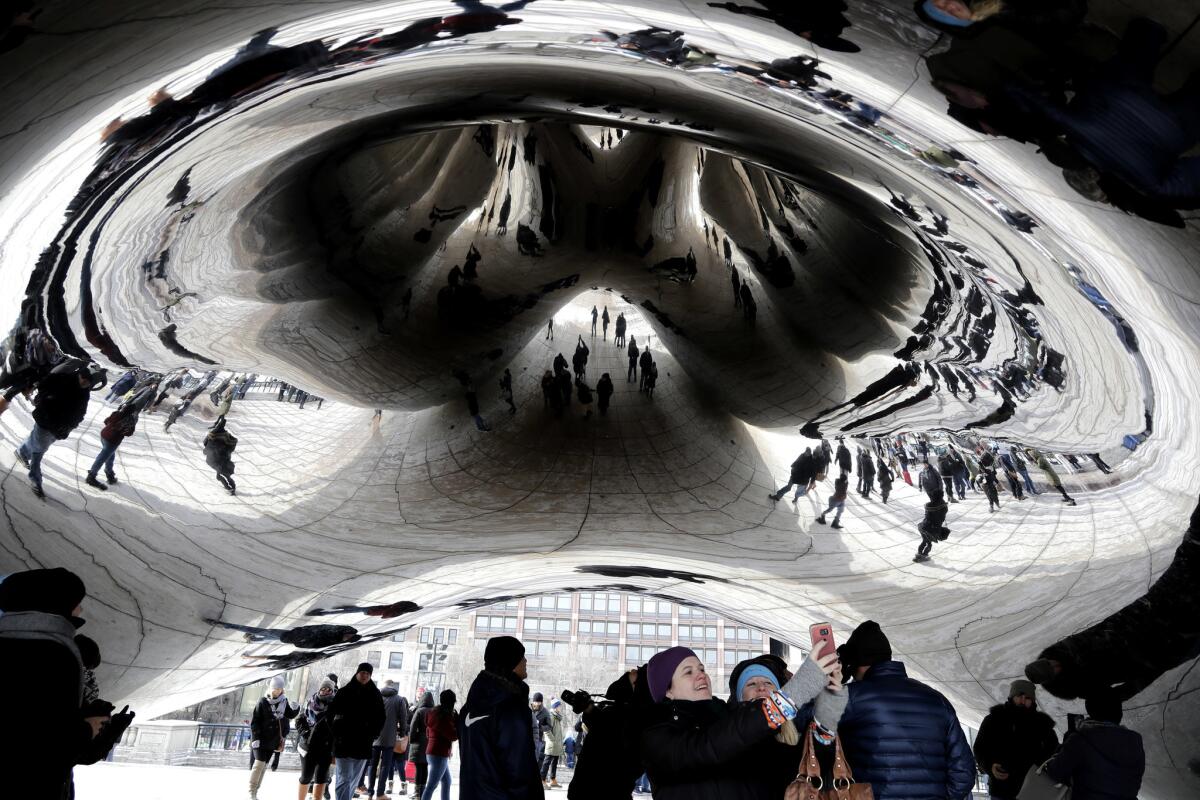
xmin=84 ymin=400 xmax=140 ymax=490
xmin=422 ymin=690 xmax=459 ymax=800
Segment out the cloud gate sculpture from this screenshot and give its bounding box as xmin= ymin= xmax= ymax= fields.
xmin=0 ymin=0 xmax=1197 ymax=795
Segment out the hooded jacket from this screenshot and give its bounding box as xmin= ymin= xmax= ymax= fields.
xmin=373 ymin=684 xmax=406 ymax=748
xmin=328 ymin=677 xmax=385 ymax=760
xmin=408 ymin=691 xmax=436 ymax=764
xmin=32 ymin=371 xmax=91 ymax=439
xmin=458 ymin=669 xmax=544 ymax=799
xmin=836 ymin=661 xmax=975 ymax=800
xmin=1044 ymin=721 xmax=1144 ymax=800
xmin=973 ymin=701 xmax=1058 ymax=798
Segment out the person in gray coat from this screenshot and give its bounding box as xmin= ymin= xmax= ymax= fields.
xmin=367 ymin=680 xmax=408 ymax=799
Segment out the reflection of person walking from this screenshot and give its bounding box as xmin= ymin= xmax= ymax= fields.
xmin=499 ymin=369 xmax=516 ymax=415
xmin=731 ymin=269 xmax=741 ymax=307
xmin=638 ymin=349 xmax=652 ymax=391
xmin=590 ymin=305 xmax=598 ymax=336
xmin=203 ymin=417 xmax=238 ymax=495
xmin=815 ymin=471 xmax=849 ymax=529
xmin=546 ymin=318 xmax=553 ymax=340
xmin=627 ymin=337 xmax=639 ymax=383
xmin=1032 ymin=449 xmax=1076 ymax=506
xmin=601 ymin=306 xmax=610 ymax=340
xmin=466 ymin=383 xmax=490 ymax=432
xmin=915 ymin=461 xmax=948 ymax=562
xmin=596 ymin=373 xmax=613 ymax=416
xmin=85 ymin=402 xmax=140 ymax=490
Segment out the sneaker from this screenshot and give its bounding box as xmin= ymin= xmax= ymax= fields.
xmin=1065 ymin=498 xmax=1077 ymax=506
xmin=913 ymin=553 xmax=930 ymax=563
xmin=768 ymin=493 xmax=779 ymax=502
xmin=30 ymin=482 xmax=45 ymax=499
xmin=550 ymin=779 xmax=561 ymax=788
xmin=14 ymin=448 xmax=29 ymax=469
xmin=85 ymin=475 xmax=107 ymax=491
xmin=105 ymin=472 xmax=118 ymax=485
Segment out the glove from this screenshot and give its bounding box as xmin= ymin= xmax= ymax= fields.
xmin=770 ymin=691 xmax=799 ymax=720
xmin=251 ymin=740 xmax=260 ymax=749
xmin=760 ymin=691 xmax=799 ymax=730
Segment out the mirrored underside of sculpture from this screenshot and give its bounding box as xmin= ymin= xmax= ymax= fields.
xmin=0 ymin=1 xmax=1196 ymax=796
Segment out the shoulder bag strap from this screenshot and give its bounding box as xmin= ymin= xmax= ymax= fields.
xmin=794 ymin=722 xmax=824 ymax=800
xmin=829 ymin=733 xmax=857 ymax=797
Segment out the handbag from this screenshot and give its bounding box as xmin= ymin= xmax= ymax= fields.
xmin=785 ymin=723 xmax=873 ymax=800
xmin=393 ymin=735 xmax=409 ymax=755
xmin=1016 ymin=764 xmax=1071 ymax=800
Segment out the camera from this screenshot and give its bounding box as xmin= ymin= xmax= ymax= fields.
xmin=561 ymin=688 xmax=595 ymax=715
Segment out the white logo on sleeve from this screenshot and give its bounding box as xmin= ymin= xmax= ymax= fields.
xmin=464 ymin=713 xmax=490 ymax=728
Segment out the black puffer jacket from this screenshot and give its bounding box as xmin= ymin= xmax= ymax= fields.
xmin=408 ymin=691 xmax=435 ymax=765
xmin=640 ymin=698 xmax=777 ymax=800
xmin=973 ymin=702 xmax=1058 ymax=798
xmin=32 ymin=371 xmax=90 ymax=439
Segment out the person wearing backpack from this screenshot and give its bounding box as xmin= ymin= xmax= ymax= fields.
xmin=84 ymin=401 xmax=140 ymax=490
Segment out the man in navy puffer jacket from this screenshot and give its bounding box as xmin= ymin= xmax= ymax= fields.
xmin=836 ymin=621 xmax=976 ymax=800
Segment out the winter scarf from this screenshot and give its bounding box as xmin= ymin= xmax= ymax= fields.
xmin=267 ymin=692 xmax=289 ymax=720
xmin=306 ymin=688 xmax=334 ymax=726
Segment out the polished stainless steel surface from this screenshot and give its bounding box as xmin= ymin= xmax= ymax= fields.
xmin=0 ymin=1 xmax=1197 ymax=795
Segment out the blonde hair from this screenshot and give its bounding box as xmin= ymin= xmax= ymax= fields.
xmin=775 ymin=718 xmax=800 ymax=746
xmin=970 ymin=0 xmax=1005 ymax=21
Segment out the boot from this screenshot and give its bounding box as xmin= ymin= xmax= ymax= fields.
xmin=85 ymin=474 xmax=107 ymax=491
xmin=249 ymin=759 xmax=268 ymax=799
xmin=815 ymin=515 xmax=826 ymax=525
xmin=411 ymin=785 xmax=423 ymax=800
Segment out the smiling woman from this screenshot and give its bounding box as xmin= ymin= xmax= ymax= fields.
xmin=0 ymin=2 xmax=1198 ymax=799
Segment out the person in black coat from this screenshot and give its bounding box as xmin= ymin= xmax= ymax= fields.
xmin=835 ymin=439 xmax=852 ymax=474
xmin=16 ymin=362 xmax=103 ymax=497
xmin=203 ymin=416 xmax=238 ymax=495
xmin=297 ymin=678 xmax=337 ymax=800
xmin=973 ymin=681 xmax=1058 ymax=799
xmin=596 ymin=373 xmax=613 ymax=416
xmin=627 ymin=338 xmax=639 ymax=382
xmin=408 ymin=691 xmax=436 ymax=797
xmin=458 ymin=636 xmax=544 ymax=799
xmin=769 ymin=447 xmax=814 ymax=502
xmin=1044 ymin=692 xmax=1144 ymax=799
xmin=0 ymin=568 xmax=109 ymax=799
xmin=876 ymin=455 xmax=894 ymax=504
xmin=249 ymin=675 xmax=300 ymax=798
xmin=566 ymin=666 xmax=654 ymax=800
xmin=329 ymin=663 xmax=385 ymax=800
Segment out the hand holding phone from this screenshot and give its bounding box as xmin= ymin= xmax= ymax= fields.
xmin=809 ymin=622 xmax=837 ymax=662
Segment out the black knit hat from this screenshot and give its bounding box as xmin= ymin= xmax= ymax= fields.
xmin=0 ymin=568 xmax=86 ymax=620
xmin=484 ymin=635 xmax=526 ymax=675
xmin=1085 ymin=691 xmax=1123 ymax=724
xmin=837 ymin=620 xmax=892 ymax=675
xmin=356 ymin=662 xmax=374 ymax=675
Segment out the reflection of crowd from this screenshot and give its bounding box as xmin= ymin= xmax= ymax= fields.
xmin=918 ymin=1 xmax=1200 ymax=222
xmin=772 ymin=431 xmax=1101 ymax=559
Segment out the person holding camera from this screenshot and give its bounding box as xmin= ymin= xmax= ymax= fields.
xmin=563 ymin=668 xmax=653 ymax=799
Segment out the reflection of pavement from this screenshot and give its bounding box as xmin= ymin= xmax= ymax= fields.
xmin=75 ymin=760 xmax=586 ymax=799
